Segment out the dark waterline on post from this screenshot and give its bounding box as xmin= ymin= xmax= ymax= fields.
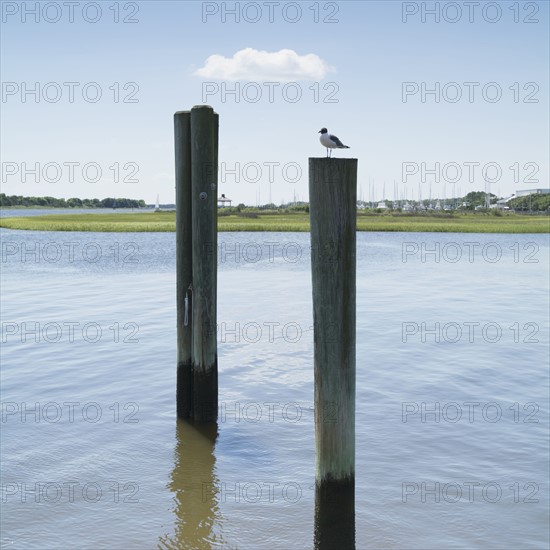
xmin=314 ymin=478 xmax=355 ymax=550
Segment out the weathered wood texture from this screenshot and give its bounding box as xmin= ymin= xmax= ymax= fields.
xmin=309 ymin=157 xmax=357 ymax=483
xmin=175 ymin=111 xmax=193 ymax=419
xmin=310 ymin=157 xmax=357 ymax=548
xmin=190 ymin=106 xmax=219 ymax=422
xmin=175 ymin=106 xmax=218 ymax=422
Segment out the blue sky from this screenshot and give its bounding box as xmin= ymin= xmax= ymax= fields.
xmin=1 ymin=0 xmax=548 ymax=205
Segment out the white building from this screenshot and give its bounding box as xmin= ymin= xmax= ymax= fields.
xmin=515 ymin=188 xmax=550 ymax=197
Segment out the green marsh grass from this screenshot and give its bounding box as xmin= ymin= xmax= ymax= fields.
xmin=0 ymin=211 xmax=548 ymax=233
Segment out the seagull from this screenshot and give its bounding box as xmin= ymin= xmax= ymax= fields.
xmin=319 ymin=128 xmax=350 ymax=157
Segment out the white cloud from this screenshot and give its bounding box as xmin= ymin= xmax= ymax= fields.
xmin=194 ymin=47 xmax=334 ymax=81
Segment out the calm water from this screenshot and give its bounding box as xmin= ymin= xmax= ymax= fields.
xmin=1 ymin=228 xmax=549 ymax=549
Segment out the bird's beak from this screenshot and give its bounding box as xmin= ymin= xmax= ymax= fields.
xmin=318 ymin=130 xmax=322 ymax=133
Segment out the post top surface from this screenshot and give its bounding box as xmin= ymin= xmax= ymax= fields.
xmin=175 ymin=106 xmax=219 ymax=117
xmin=192 ymin=104 xmax=215 ymax=111
xmin=309 ymin=157 xmax=358 ymax=161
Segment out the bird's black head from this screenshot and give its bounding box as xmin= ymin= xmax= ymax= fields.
xmin=318 ymin=128 xmax=327 ymax=134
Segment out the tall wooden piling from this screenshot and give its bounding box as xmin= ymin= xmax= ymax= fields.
xmin=175 ymin=105 xmax=218 ymax=422
xmin=175 ymin=111 xmax=193 ymax=419
xmin=190 ymin=106 xmax=219 ymax=422
xmin=309 ymin=157 xmax=357 ymax=548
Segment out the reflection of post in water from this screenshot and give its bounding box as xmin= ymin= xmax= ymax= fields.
xmin=159 ymin=420 xmax=223 ymax=550
xmin=309 ymin=158 xmax=357 ymax=549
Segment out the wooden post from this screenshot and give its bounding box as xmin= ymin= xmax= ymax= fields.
xmin=309 ymin=157 xmax=357 ymax=549
xmin=175 ymin=111 xmax=193 ymax=419
xmin=175 ymin=105 xmax=218 ymax=422
xmin=190 ymin=105 xmax=218 ymax=422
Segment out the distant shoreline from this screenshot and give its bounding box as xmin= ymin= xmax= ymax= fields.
xmin=0 ymin=206 xmax=156 ymax=210
xmin=1 ymin=211 xmax=548 ymax=233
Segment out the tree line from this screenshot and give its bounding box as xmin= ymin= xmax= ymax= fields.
xmin=0 ymin=194 xmax=146 ymax=209
xmin=508 ymin=193 xmax=550 ymax=212
xmin=1 ymin=192 xmax=547 ymax=212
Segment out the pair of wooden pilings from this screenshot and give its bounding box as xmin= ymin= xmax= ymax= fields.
xmin=175 ymin=106 xmax=219 ymax=422
xmin=175 ymin=106 xmax=356 ymax=547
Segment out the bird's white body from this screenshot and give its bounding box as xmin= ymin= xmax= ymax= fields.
xmin=320 ymin=132 xmax=338 ymax=149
